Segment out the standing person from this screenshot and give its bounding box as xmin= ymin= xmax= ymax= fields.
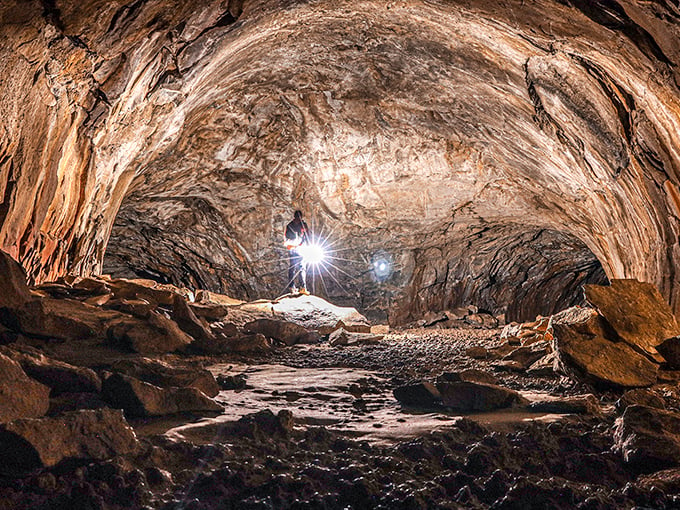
xmin=284 ymin=210 xmax=309 ymax=294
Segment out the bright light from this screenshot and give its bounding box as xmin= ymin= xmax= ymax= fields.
xmin=298 ymin=243 xmax=326 ymax=265
xmin=379 ymin=262 xmax=386 ymax=271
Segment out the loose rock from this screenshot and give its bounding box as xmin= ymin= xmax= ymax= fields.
xmin=0 ymin=353 xmax=50 ymax=423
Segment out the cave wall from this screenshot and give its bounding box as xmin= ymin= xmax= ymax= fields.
xmin=2 ymin=0 xmax=680 ymax=322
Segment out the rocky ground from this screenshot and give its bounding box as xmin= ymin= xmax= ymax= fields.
xmin=3 ymin=250 xmax=680 ymax=509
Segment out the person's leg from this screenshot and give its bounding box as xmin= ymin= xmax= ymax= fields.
xmin=288 ymin=252 xmax=298 ymax=292
xmin=299 ymin=260 xmax=307 ymax=292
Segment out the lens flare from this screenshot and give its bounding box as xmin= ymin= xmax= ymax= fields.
xmin=298 ymin=243 xmax=326 ymax=265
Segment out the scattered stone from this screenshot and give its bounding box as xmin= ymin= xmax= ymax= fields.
xmin=106 ymin=311 xmax=194 ymax=354
xmin=1 ymin=345 xmax=101 ymax=394
xmin=438 ymin=369 xmax=498 ymax=385
xmin=328 ymin=328 xmax=383 ymax=346
xmin=528 ymin=394 xmax=601 ymax=415
xmin=102 ymin=372 xmax=223 ymax=417
xmin=0 ymin=249 xmax=33 ymax=310
xmin=614 ymin=404 xmax=680 ymax=470
xmin=112 ymin=357 xmax=219 ymax=397
xmin=585 ymin=279 xmax=680 ymax=362
xmin=0 ymin=352 xmax=50 ymax=423
xmin=0 ymin=409 xmax=138 ymax=473
xmin=243 ymin=318 xmax=318 ymax=346
xmin=437 ymin=381 xmax=528 ymax=411
xmin=393 ymin=382 xmax=441 ymax=407
xmin=222 ymin=409 xmax=295 ymax=440
xmin=370 ymin=324 xmax=390 ymax=334
xmin=552 ymin=319 xmax=658 ymax=388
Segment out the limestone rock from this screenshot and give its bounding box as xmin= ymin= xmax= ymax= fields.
xmin=465 ymin=346 xmax=489 ymax=359
xmin=0 ymin=353 xmax=50 ymax=423
xmin=0 ymin=250 xmax=32 ymax=310
xmin=526 ymin=352 xmax=556 ymax=376
xmin=502 ymin=341 xmax=551 ymax=370
xmin=194 ymin=332 xmax=271 ymax=354
xmin=111 ymin=357 xmax=219 ymax=397
xmin=0 ymin=409 xmax=138 ymax=473
xmin=551 ymin=320 xmax=658 ymax=388
xmin=188 ymin=302 xmax=229 ymax=321
xmin=106 ymin=311 xmax=194 ymax=354
xmin=528 ymin=394 xmax=601 ymax=415
xmin=615 ymin=389 xmax=666 ymax=412
xmin=656 ymin=336 xmax=680 ymax=369
xmin=271 ymin=296 xmax=370 ymax=335
xmin=614 ymin=405 xmax=680 ymax=470
xmin=105 ymin=298 xmax=156 ymax=318
xmin=437 ymin=381 xmax=528 ymax=411
xmin=328 ymin=328 xmax=383 ymax=346
xmin=243 ymin=318 xmax=317 ymax=346
xmin=1 ymin=345 xmax=101 ymax=395
xmin=585 ymin=279 xmax=680 ymax=361
xmin=172 ymin=294 xmax=216 ymax=343
xmin=107 ymin=279 xmax=190 ymax=306
xmin=102 ymin=372 xmax=222 ymax=417
xmin=393 ymin=382 xmax=441 ymax=407
xmin=438 ymin=369 xmax=498 ymax=386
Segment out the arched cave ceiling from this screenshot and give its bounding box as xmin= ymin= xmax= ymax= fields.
xmin=1 ymin=0 xmax=680 ymax=323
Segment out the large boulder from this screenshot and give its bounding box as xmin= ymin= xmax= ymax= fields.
xmin=0 ymin=409 xmax=138 ymax=473
xmin=584 ymin=279 xmax=680 ymax=362
xmin=106 ymin=311 xmax=194 ymax=354
xmin=328 ymin=328 xmax=383 ymax=346
xmin=1 ymin=345 xmax=101 ymax=394
xmin=172 ymin=294 xmax=217 ymax=343
xmin=656 ymin=336 xmax=680 ymax=369
xmin=436 ymin=381 xmax=528 ymax=411
xmin=102 ymin=372 xmax=222 ymax=417
xmin=0 ymin=353 xmax=50 ymax=423
xmin=271 ymin=295 xmax=370 ymax=334
xmin=551 ymin=317 xmax=658 ymax=388
xmin=111 ymin=357 xmax=219 ymax=397
xmin=107 ymin=278 xmax=190 ymax=306
xmin=393 ymin=382 xmax=441 ymax=407
xmin=614 ymin=405 xmax=680 ymax=470
xmin=243 ymin=318 xmax=319 ymax=346
xmin=0 ymin=250 xmax=32 ymax=310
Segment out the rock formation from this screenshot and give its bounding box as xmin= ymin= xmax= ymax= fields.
xmin=1 ymin=0 xmax=680 ymax=323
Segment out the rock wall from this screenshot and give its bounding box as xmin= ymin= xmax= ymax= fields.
xmin=2 ymin=0 xmax=680 ymax=322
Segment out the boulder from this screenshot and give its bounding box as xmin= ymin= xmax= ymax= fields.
xmin=0 ymin=353 xmax=50 ymax=423
xmin=552 ymin=319 xmax=658 ymax=388
xmin=196 ymin=290 xmax=244 ymax=307
xmin=107 ymin=278 xmax=190 ymax=306
xmin=614 ymin=404 xmax=680 ymax=470
xmin=111 ymin=357 xmax=219 ymax=397
xmin=328 ymin=328 xmax=383 ymax=346
xmin=464 ymin=313 xmax=498 ymax=328
xmin=105 ymin=298 xmax=156 ymax=318
xmin=243 ymin=318 xmax=317 ymax=346
xmin=502 ymin=341 xmax=551 ymax=370
xmin=194 ymin=332 xmax=271 ymax=354
xmin=102 ymin=372 xmax=222 ymax=417
xmin=438 ymin=369 xmax=498 ymax=386
xmin=106 ymin=311 xmax=194 ymax=354
xmin=465 ymin=346 xmax=489 ymax=359
xmin=436 ymin=381 xmax=528 ymax=411
xmin=656 ymin=336 xmax=680 ymax=369
xmin=584 ymin=279 xmax=680 ymax=362
xmin=188 ymin=302 xmax=229 ymax=321
xmin=393 ymin=382 xmax=441 ymax=407
xmin=528 ymin=394 xmax=601 ymax=415
xmin=1 ymin=345 xmax=101 ymax=394
xmin=526 ymin=352 xmax=557 ymax=376
xmin=615 ymin=388 xmax=666 ymax=412
xmin=271 ymin=295 xmax=370 ymax=334
xmin=0 ymin=250 xmax=32 ymax=310
xmin=0 ymin=409 xmax=138 ymax=473
xmin=172 ymin=294 xmax=216 ymax=343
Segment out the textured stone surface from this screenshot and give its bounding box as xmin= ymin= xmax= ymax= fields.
xmin=2 ymin=1 xmax=680 ymax=323
xmin=243 ymin=318 xmax=316 ymax=346
xmin=106 ymin=311 xmax=194 ymax=354
xmin=0 ymin=250 xmax=32 ymax=310
xmin=437 ymin=381 xmax=528 ymax=411
xmin=0 ymin=353 xmax=50 ymax=423
xmin=0 ymin=409 xmax=138 ymax=473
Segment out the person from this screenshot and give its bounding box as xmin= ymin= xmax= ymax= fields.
xmin=284 ymin=210 xmax=309 ymax=294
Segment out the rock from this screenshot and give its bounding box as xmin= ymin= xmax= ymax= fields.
xmin=0 ymin=352 xmax=50 ymax=423
xmin=105 ymin=298 xmax=156 ymax=318
xmin=436 ymin=381 xmax=528 ymax=411
xmin=0 ymin=409 xmax=138 ymax=473
xmin=111 ymin=357 xmax=219 ymax=397
xmin=438 ymin=369 xmax=498 ymax=385
xmin=1 ymin=345 xmax=101 ymax=394
xmin=107 ymin=278 xmax=190 ymax=306
xmin=101 ymin=372 xmax=223 ymax=417
xmin=528 ymin=394 xmax=601 ymax=415
xmin=271 ymin=295 xmax=370 ymax=334
xmin=423 ymin=311 xmax=448 ymax=327
xmin=501 ymin=341 xmax=551 ymax=370
xmin=172 ymin=294 xmax=216 ymax=343
xmin=393 ymin=382 xmax=441 ymax=407
xmin=243 ymin=318 xmax=317 ymax=346
xmin=615 ymin=388 xmax=667 ymax=412
xmin=217 ymin=374 xmax=247 ymax=390
xmin=614 ymin=405 xmax=680 ymax=470
xmin=48 ymin=392 xmax=108 ymax=415
xmin=219 ymin=409 xmax=295 ymax=440
xmin=585 ymin=279 xmax=680 ymax=362
xmin=464 ymin=313 xmax=498 ymax=328
xmin=196 ymin=290 xmax=244 ymax=307
xmin=656 ymin=336 xmax=680 ymax=369
xmin=552 ymin=318 xmax=658 ymax=388
xmin=328 ymin=328 xmax=383 ymax=346
xmin=637 ymin=469 xmax=680 ymax=494
xmin=0 ymin=250 xmax=32 ymax=310
xmin=526 ymin=352 xmax=557 ymax=376
xmin=500 ymin=322 xmax=522 ymax=341
xmin=188 ymin=302 xmax=229 ymax=321
xmin=195 ymin=333 xmax=272 ymax=354
xmin=465 ymin=346 xmax=489 ymax=359
xmin=106 ymin=311 xmax=194 ymax=354
xmin=370 ymin=324 xmax=390 ymax=334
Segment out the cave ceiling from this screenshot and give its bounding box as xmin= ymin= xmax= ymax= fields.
xmin=2 ymin=0 xmax=680 ymax=322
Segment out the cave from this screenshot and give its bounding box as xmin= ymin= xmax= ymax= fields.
xmin=2 ymin=0 xmax=680 ymax=508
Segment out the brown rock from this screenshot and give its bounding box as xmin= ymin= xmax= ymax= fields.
xmin=0 ymin=409 xmax=138 ymax=473
xmin=616 ymin=388 xmax=666 ymax=412
xmin=393 ymin=382 xmax=441 ymax=407
xmin=585 ymin=279 xmax=680 ymax=361
xmin=438 ymin=369 xmax=498 ymax=386
xmin=657 ymin=336 xmax=680 ymax=369
xmin=502 ymin=341 xmax=551 ymax=370
xmin=0 ymin=353 xmax=50 ymax=423
xmin=172 ymin=294 xmax=216 ymax=343
xmin=328 ymin=328 xmax=382 ymax=346
xmin=465 ymin=346 xmax=489 ymax=359
xmin=437 ymin=381 xmax=528 ymax=411
xmin=112 ymin=357 xmax=219 ymax=397
xmin=106 ymin=311 xmax=194 ymax=354
xmin=526 ymin=352 xmax=556 ymax=376
xmin=552 ymin=319 xmax=658 ymax=388
xmin=102 ymin=372 xmax=222 ymax=417
xmin=243 ymin=318 xmax=316 ymax=346
xmin=528 ymin=394 xmax=601 ymax=415
xmin=188 ymin=302 xmax=229 ymax=321
xmin=614 ymin=405 xmax=680 ymax=470
xmin=105 ymin=298 xmax=156 ymax=318
xmin=196 ymin=290 xmax=244 ymax=307
xmin=0 ymin=250 xmax=32 ymax=310
xmin=108 ymin=278 xmax=190 ymax=305
xmin=1 ymin=345 xmax=101 ymax=395
xmin=465 ymin=313 xmax=498 ymax=328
